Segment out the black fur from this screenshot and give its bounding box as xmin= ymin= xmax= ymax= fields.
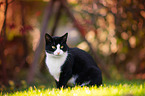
xmin=45 ymin=33 xmax=102 ymax=88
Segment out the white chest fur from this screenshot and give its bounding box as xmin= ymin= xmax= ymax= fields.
xmin=45 ymin=52 xmax=68 ymax=82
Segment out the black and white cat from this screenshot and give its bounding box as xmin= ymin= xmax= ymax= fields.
xmin=45 ymin=33 xmax=102 ymax=88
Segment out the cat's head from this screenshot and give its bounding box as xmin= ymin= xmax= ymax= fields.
xmin=45 ymin=33 xmax=68 ymax=57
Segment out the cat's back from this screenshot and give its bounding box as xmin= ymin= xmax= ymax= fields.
xmin=69 ymin=48 xmax=97 ymax=66
xmin=69 ymin=48 xmax=87 ymax=55
xmin=69 ymin=48 xmax=91 ymax=57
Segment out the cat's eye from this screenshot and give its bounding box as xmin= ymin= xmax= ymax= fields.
xmin=61 ymin=46 xmax=64 ymax=49
xmin=52 ymin=46 xmax=56 ymax=49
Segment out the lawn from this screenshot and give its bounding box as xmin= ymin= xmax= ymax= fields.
xmin=1 ymin=80 xmax=145 ymax=96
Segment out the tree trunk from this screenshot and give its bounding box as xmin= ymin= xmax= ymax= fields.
xmin=27 ymin=0 xmax=55 ymax=84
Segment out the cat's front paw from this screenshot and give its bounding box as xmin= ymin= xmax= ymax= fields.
xmin=57 ymin=85 xmax=65 ymax=89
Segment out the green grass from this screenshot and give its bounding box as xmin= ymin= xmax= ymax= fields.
xmin=1 ymin=80 xmax=145 ymax=96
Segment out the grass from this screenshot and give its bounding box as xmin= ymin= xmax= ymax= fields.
xmin=1 ymin=80 xmax=145 ymax=96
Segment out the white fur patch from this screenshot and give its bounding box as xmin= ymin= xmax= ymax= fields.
xmin=67 ymin=75 xmax=78 ymax=86
xmin=80 ymin=81 xmax=90 ymax=86
xmin=54 ymin=44 xmax=63 ymax=56
xmin=45 ymin=44 xmax=68 ymax=82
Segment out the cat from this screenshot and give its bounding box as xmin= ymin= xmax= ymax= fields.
xmin=45 ymin=33 xmax=102 ymax=88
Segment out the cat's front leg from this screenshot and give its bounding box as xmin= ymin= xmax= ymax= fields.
xmin=55 ymin=80 xmax=59 ymax=88
xmin=57 ymin=72 xmax=72 ymax=89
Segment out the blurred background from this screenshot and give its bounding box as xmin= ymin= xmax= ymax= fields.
xmin=0 ymin=0 xmax=145 ymax=89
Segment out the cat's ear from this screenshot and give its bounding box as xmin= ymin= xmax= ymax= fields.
xmin=61 ymin=33 xmax=68 ymax=43
xmin=45 ymin=33 xmax=53 ymax=43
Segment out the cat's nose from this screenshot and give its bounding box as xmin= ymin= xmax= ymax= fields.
xmin=57 ymin=52 xmax=60 ymax=55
